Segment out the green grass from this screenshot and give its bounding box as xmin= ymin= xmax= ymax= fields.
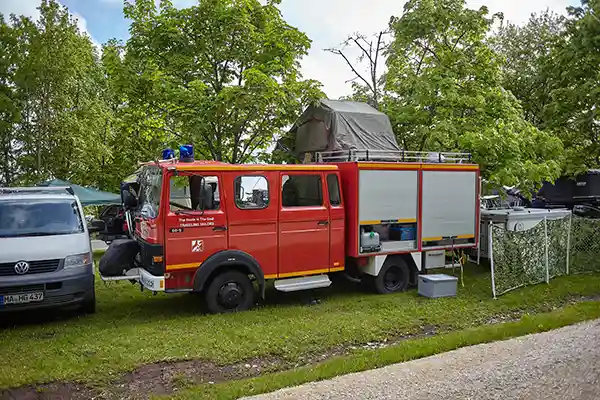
xmin=0 ymin=265 xmax=599 ymax=390
xmin=173 ymin=300 xmax=600 ymax=400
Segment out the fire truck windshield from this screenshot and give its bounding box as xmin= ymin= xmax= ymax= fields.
xmin=138 ymin=166 xmax=162 ymax=219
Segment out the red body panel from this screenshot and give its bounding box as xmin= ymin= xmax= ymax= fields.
xmin=326 ymin=172 xmax=346 ymax=270
xmin=163 ymin=172 xmax=228 ymax=289
xmin=277 ymin=171 xmax=330 ymax=277
xmin=223 ymin=171 xmax=278 ymax=278
xmin=336 ymin=163 xmax=359 ymax=258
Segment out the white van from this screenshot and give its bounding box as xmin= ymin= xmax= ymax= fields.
xmin=0 ymin=187 xmax=95 ymax=313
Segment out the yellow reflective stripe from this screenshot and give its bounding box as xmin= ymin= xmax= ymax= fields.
xmin=166 ymin=263 xmax=201 ymax=271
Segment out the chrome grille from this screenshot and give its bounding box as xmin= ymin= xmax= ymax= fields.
xmin=0 ymin=259 xmax=61 ymax=276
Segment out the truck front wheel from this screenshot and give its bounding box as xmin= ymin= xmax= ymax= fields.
xmin=373 ymin=256 xmax=410 ymax=294
xmin=204 ymin=270 xmax=255 ymax=314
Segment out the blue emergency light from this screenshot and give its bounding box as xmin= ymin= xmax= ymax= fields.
xmin=179 ymin=144 xmax=194 ymax=162
xmin=162 ymin=148 xmax=176 ymax=160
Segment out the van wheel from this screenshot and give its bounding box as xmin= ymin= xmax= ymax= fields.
xmin=374 ymin=256 xmax=410 ymax=294
xmin=205 ymin=270 xmax=255 ymax=314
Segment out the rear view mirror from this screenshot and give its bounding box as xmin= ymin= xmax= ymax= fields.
xmin=122 ymin=190 xmax=138 ymax=209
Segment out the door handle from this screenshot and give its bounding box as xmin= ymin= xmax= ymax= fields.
xmin=317 ymin=220 xmax=329 ymax=226
xmin=213 ymin=225 xmax=228 ymax=231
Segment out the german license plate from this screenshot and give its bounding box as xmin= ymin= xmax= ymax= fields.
xmin=0 ymin=292 xmax=44 ymax=306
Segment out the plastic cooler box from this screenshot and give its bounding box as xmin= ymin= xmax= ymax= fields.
xmin=418 ymin=274 xmax=458 ymax=298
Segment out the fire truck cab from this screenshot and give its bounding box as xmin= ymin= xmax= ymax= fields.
xmin=100 ymin=148 xmax=479 ymax=314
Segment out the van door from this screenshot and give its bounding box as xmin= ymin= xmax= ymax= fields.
xmin=164 ymin=172 xmax=227 ymax=288
xmin=278 ymin=172 xmax=329 ymax=277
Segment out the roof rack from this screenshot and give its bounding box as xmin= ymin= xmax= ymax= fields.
xmin=0 ymin=186 xmax=75 ymax=196
xmin=315 ymin=149 xmax=472 ymax=164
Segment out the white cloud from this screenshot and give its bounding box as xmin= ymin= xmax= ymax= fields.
xmin=0 ymin=0 xmax=100 ymax=50
xmin=279 ymin=0 xmax=575 ymax=100
xmin=0 ymin=0 xmax=42 ymax=21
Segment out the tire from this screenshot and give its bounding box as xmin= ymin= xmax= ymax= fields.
xmin=82 ymin=290 xmax=96 ymax=314
xmin=204 ymin=270 xmax=255 ymax=314
xmin=374 ymin=256 xmax=410 ymax=294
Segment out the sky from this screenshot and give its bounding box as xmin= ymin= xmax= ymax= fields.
xmin=0 ymin=0 xmax=579 ymax=99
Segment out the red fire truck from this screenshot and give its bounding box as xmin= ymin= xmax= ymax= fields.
xmin=100 ymin=148 xmax=479 ymax=313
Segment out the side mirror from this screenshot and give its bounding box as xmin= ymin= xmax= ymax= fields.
xmin=122 ymin=190 xmax=138 ymax=209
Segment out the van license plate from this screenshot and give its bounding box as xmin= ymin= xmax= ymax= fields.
xmin=0 ymin=292 xmax=44 ymax=306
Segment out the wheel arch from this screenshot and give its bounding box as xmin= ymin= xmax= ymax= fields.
xmin=397 ymin=253 xmax=420 ymax=287
xmin=193 ymin=250 xmax=266 ymax=298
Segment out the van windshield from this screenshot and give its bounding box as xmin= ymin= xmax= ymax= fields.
xmin=0 ymin=199 xmax=84 ymax=238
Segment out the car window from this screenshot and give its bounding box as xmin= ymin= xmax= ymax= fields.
xmin=0 ymin=199 xmax=84 ymax=238
xmin=234 ymin=175 xmax=269 ymax=209
xmin=281 ymin=174 xmax=323 ymax=207
xmin=170 ymin=175 xmax=220 ymax=212
xmin=327 ymin=174 xmax=341 ymax=206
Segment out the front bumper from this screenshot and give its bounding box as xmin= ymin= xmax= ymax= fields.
xmin=0 ymin=264 xmax=94 ymax=312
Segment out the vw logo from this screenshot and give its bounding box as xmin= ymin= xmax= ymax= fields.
xmin=14 ymin=261 xmax=30 ymax=275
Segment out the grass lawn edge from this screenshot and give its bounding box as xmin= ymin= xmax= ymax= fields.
xmin=171 ymin=300 xmax=600 ymax=400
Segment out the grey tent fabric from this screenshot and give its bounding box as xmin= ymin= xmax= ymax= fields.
xmin=289 ymin=99 xmax=400 ymax=157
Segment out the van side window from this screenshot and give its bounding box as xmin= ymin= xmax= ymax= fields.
xmin=327 ymin=174 xmax=341 ymax=206
xmin=282 ymin=174 xmax=323 ymax=207
xmin=170 ymin=175 xmax=220 ymax=212
xmin=234 ymin=176 xmax=269 ymax=209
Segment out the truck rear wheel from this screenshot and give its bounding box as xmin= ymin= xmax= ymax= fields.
xmin=205 ymin=270 xmax=255 ymax=314
xmin=374 ymin=256 xmax=410 ymax=294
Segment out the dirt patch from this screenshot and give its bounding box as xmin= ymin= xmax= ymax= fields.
xmin=0 ymin=382 xmax=97 ymax=400
xmin=0 ymin=356 xmax=289 ymax=400
xmin=113 ymin=356 xmax=287 ymax=398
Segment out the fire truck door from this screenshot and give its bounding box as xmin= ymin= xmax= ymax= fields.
xmin=164 ymin=173 xmax=228 ymax=280
xmin=278 ymin=172 xmax=330 ymax=277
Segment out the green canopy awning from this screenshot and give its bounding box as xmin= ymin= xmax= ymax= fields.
xmin=38 ymin=179 xmax=121 ymax=206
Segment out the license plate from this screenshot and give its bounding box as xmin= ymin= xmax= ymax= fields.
xmin=0 ymin=292 xmax=44 ymax=306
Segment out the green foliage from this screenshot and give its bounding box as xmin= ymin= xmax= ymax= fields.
xmin=0 ymin=1 xmax=113 ymax=188
xmin=544 ymin=0 xmax=600 ymax=174
xmin=0 ymin=16 xmax=20 ymax=186
xmin=120 ymin=0 xmax=323 ymax=164
xmin=383 ymin=0 xmax=564 ymax=190
xmin=0 ymin=0 xmax=596 ymax=191
xmin=493 ymin=10 xmax=567 ymax=129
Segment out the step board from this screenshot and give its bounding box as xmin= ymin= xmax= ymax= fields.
xmin=274 ymin=274 xmax=332 ymax=292
xmin=100 ymin=268 xmax=140 ymax=282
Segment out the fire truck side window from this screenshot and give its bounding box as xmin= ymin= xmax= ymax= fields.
xmin=327 ymin=174 xmax=341 ymax=206
xmin=169 ymin=175 xmax=220 ymax=212
xmin=281 ymin=174 xmax=323 ymax=207
xmin=234 ymin=176 xmax=269 ymax=209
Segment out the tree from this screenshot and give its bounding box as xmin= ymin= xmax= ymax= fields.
xmin=492 ymin=10 xmax=567 ymax=128
xmin=544 ymin=0 xmax=600 ymax=173
xmin=121 ymin=0 xmax=323 ymax=164
xmin=383 ymin=0 xmax=564 ymax=191
xmin=326 ymin=30 xmax=391 ymax=109
xmin=0 ymin=16 xmax=20 ymax=186
xmin=2 ymin=0 xmax=111 ymax=187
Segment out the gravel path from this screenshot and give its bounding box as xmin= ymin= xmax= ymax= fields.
xmin=244 ymin=319 xmax=600 ymax=400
